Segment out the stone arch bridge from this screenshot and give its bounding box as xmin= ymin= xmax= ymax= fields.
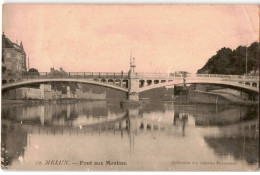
xmin=2 ymin=72 xmax=259 ymax=101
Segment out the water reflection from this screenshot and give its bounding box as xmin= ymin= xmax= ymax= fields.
xmin=203 ymin=118 xmax=259 ymax=165
xmin=1 ymin=101 xmax=259 ymax=170
xmin=1 ymin=123 xmax=28 ymax=168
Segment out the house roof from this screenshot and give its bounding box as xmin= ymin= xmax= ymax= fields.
xmin=2 ymin=33 xmax=25 ymax=54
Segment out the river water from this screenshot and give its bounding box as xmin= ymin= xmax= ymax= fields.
xmin=1 ymin=100 xmax=259 ymax=171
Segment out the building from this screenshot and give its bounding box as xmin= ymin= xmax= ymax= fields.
xmin=2 ymin=83 xmax=107 ymax=100
xmin=2 ymin=33 xmax=27 ymax=76
xmin=22 ymin=88 xmax=42 ymax=99
xmin=3 ymin=84 xmax=54 ymax=100
xmin=2 ymin=87 xmax=42 ymax=100
xmin=50 ymin=67 xmax=67 ymax=76
xmin=52 ymin=90 xmax=62 ymax=99
xmin=40 ymin=84 xmax=53 ymax=99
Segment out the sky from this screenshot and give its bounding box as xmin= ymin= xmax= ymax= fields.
xmin=2 ymin=4 xmax=259 ymax=73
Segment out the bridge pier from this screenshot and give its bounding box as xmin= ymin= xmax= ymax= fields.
xmin=128 ymin=72 xmax=139 ymax=101
xmin=128 ymin=92 xmax=139 ymax=101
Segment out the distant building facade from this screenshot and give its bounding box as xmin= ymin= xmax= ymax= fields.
xmin=50 ymin=67 xmax=67 ymax=76
xmin=2 ymin=33 xmax=27 ymax=76
xmin=3 ymin=84 xmax=106 ymax=100
xmin=3 ymin=87 xmax=41 ymax=100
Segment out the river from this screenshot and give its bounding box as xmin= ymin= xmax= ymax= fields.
xmin=1 ymin=100 xmax=259 ymax=171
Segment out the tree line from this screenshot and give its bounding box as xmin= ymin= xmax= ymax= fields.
xmin=197 ymin=42 xmax=259 ymax=75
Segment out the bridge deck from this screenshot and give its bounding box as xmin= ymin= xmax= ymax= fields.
xmin=2 ymin=72 xmax=259 ymax=93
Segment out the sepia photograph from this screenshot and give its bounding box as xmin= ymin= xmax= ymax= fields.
xmin=1 ymin=4 xmax=259 ymax=171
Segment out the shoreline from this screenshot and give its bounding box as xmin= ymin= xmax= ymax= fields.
xmin=2 ymin=96 xmax=258 ymax=106
xmin=1 ymin=98 xmax=108 ymax=105
xmin=187 ymin=90 xmax=258 ymax=106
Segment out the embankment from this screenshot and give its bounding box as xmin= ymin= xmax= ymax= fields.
xmin=188 ymin=90 xmax=257 ymax=105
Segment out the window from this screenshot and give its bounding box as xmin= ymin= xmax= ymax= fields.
xmin=6 ymin=52 xmax=11 ymax=58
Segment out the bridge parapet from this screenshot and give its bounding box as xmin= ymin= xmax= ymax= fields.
xmin=3 ymin=72 xmax=129 ymax=81
xmin=136 ymin=73 xmax=259 ymax=81
xmin=195 ymin=74 xmax=259 ymax=80
xmin=137 ymin=72 xmax=186 ymax=79
xmin=2 ymin=72 xmax=259 ymax=95
xmin=3 ymin=72 xmax=258 ymax=81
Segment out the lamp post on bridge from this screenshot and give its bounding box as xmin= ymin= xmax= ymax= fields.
xmin=130 ymin=57 xmax=136 ymax=73
xmin=245 ymin=46 xmax=248 ymax=75
xmin=128 ymin=55 xmax=139 ymax=101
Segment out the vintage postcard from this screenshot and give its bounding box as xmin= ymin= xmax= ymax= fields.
xmin=1 ymin=4 xmax=259 ymax=171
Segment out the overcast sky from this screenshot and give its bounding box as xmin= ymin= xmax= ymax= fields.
xmin=2 ymin=4 xmax=259 ymax=73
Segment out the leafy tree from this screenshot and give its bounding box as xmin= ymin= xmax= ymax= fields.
xmin=197 ymin=42 xmax=259 ymax=75
xmin=28 ymin=68 xmax=40 ymax=75
xmin=29 ymin=68 xmax=39 ymax=72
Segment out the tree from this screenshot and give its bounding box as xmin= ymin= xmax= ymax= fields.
xmin=28 ymin=68 xmax=40 ymax=75
xmin=197 ymin=42 xmax=259 ymax=75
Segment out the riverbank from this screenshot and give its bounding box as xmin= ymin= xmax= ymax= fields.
xmin=187 ymin=90 xmax=258 ymax=106
xmin=1 ymin=98 xmax=109 ymax=105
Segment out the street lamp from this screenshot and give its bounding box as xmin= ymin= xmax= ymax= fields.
xmin=245 ymin=46 xmax=248 ymax=75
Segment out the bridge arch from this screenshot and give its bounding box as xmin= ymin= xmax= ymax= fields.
xmin=154 ymin=80 xmax=159 ymax=84
xmin=2 ymin=79 xmax=128 ymax=92
xmin=147 ymin=80 xmax=152 ymax=86
xmin=114 ymin=79 xmax=121 ymax=85
xmin=161 ymin=80 xmax=166 ymax=83
xmin=252 ymin=82 xmax=257 ymax=87
xmin=122 ymin=79 xmax=129 ymax=88
xmin=139 ymin=80 xmax=145 ymax=88
xmin=139 ymin=79 xmax=259 ymax=94
xmin=108 ymin=79 xmax=114 ymax=83
xmin=100 ymin=79 xmax=107 ymax=83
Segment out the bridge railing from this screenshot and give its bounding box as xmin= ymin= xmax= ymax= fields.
xmin=138 ymin=73 xmax=169 ymax=78
xmin=3 ymin=72 xmax=259 ymax=83
xmin=137 ymin=72 xmax=186 ymax=78
xmin=195 ymin=74 xmax=259 ymax=80
xmin=19 ymin=72 xmax=129 ymax=80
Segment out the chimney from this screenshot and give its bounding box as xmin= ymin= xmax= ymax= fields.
xmin=28 ymin=57 xmax=30 ymax=71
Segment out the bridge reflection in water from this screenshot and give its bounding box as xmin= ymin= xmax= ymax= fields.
xmin=1 ymin=101 xmax=259 ymax=170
